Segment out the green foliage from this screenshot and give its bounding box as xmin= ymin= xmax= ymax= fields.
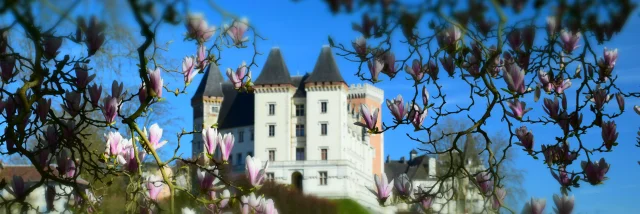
xmin=333 ymin=199 xmax=370 ymax=214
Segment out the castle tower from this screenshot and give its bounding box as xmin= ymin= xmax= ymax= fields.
xmin=191 ymin=64 xmax=225 ymax=158
xmin=253 ymin=47 xmax=296 ymax=162
xmin=347 ymin=83 xmax=384 ymax=176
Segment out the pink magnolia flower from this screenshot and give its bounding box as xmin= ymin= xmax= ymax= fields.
xmin=104 ymin=131 xmax=124 ymax=156
xmin=57 ymin=150 xmax=77 ymax=178
xmin=552 ymin=77 xmax=572 ymax=94
xmin=409 ymin=104 xmax=427 ymax=131
xmin=356 ymin=104 xmax=379 ymax=131
xmin=9 ymin=175 xmax=28 ymax=199
xmin=436 ymin=26 xmax=461 ymax=53
xmin=148 ymin=68 xmax=164 ymax=98
xmin=246 ymin=155 xmax=269 ymax=188
xmin=569 ymin=112 xmax=583 ymax=131
xmin=553 ymin=194 xmax=575 ymax=214
xmin=420 ymin=195 xmax=434 ymax=213
xmin=507 ymin=28 xmax=523 ymax=50
xmin=476 ymin=172 xmax=493 ymax=196
xmin=597 ymin=47 xmax=618 ymax=70
xmin=38 ymin=149 xmax=50 ymax=167
xmin=522 ymin=197 xmax=546 ymax=214
xmin=146 ymin=175 xmax=164 ymax=202
xmin=551 ymin=168 xmax=572 ymax=187
xmin=538 ymin=70 xmax=553 ymax=93
xmin=227 ymin=61 xmax=248 ymax=89
xmin=635 ymin=105 xmax=640 ymax=115
xmin=196 ymin=44 xmax=208 ymax=70
xmin=217 ymin=189 xmax=231 ymax=209
xmin=101 ymin=96 xmax=119 ymax=125
xmin=615 ymin=93 xmax=624 ymax=111
xmin=111 ymin=80 xmax=124 ymax=100
xmin=503 ymin=59 xmax=526 ymax=94
xmin=138 ymin=83 xmax=147 ymax=104
xmin=372 ymin=173 xmax=394 ymax=205
xmin=85 ymin=16 xmax=106 ymax=56
xmin=145 ymin=123 xmax=168 ymax=150
xmin=74 ymin=63 xmax=95 ymax=89
xmin=492 ymin=188 xmax=506 ymax=210
xmin=394 ymin=173 xmax=412 ymax=198
xmin=61 ymin=91 xmax=82 ymax=117
xmin=202 ymin=127 xmax=221 ymax=156
xmin=440 ymin=54 xmax=455 ymax=77
xmin=183 ymin=56 xmax=198 ymax=86
xmin=522 ymin=25 xmax=536 ymax=51
xmin=0 ymin=56 xmax=15 ymax=82
xmin=515 ymin=126 xmax=534 ymax=154
xmin=226 ymin=18 xmax=249 ymax=45
xmin=352 ymin=37 xmax=367 ymax=59
xmin=601 ymin=121 xmax=618 ymax=150
xmin=43 ymin=36 xmax=62 ymax=60
xmin=405 ymin=59 xmax=424 ymax=81
xmin=506 ymin=100 xmax=532 ymax=120
xmin=88 ymin=84 xmax=102 ymax=108
xmin=425 ymin=60 xmax=439 ymax=81
xmin=547 ymin=16 xmax=558 ymax=36
xmin=36 ymin=98 xmax=51 ymax=123
xmin=197 ymin=168 xmax=218 ymax=192
xmin=386 ymin=95 xmax=407 ymax=122
xmin=258 ymin=198 xmax=279 ymax=214
xmin=63 ymin=120 xmax=76 ymax=139
xmin=464 ymin=55 xmax=481 ymax=78
xmin=382 ymin=52 xmax=397 ymax=78
xmin=46 ymin=126 xmax=58 ymax=152
xmin=185 ymin=13 xmax=216 ymax=43
xmin=121 ymin=143 xmax=145 ymax=173
xmin=240 ymin=192 xmax=263 ymax=214
xmin=367 ymin=57 xmax=383 ymax=82
xmin=543 ymin=97 xmax=560 ymax=120
xmin=581 ymin=158 xmax=610 ymax=185
xmin=560 ymin=30 xmax=581 ymax=54
xmin=422 ymin=85 xmax=429 ymax=107
xmin=220 ymin=133 xmax=235 ymax=162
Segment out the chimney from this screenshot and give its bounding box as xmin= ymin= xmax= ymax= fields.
xmin=386 ymin=155 xmax=390 ymax=163
xmin=409 ymin=149 xmax=418 ymax=161
xmin=399 ymin=156 xmax=405 ymax=163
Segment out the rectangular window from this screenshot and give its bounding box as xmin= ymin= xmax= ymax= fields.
xmin=295 ymin=104 xmax=305 ymax=116
xmin=211 ymin=106 xmax=219 ymax=113
xmin=296 ymin=148 xmax=305 ymax=161
xmin=319 ymin=171 xmax=327 ymax=185
xmin=268 ymin=104 xmax=275 ymax=115
xmin=266 ymin=173 xmax=275 ymax=181
xmin=268 ymin=125 xmax=275 ymax=137
xmin=238 ymin=131 xmax=244 ymax=142
xmin=295 ymin=124 xmax=305 ymax=137
xmin=321 ymin=149 xmax=328 ymax=160
xmin=237 ymin=153 xmax=242 ymax=165
xmin=321 ymin=101 xmax=327 ymax=113
xmin=321 ymin=123 xmax=328 ymax=136
xmin=250 ymin=129 xmax=254 ymax=141
xmin=268 ymin=150 xmax=275 ymax=162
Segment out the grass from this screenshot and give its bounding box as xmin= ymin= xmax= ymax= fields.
xmin=334 ymin=199 xmax=370 ymax=214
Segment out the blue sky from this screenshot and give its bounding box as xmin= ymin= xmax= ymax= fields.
xmin=2 ymin=0 xmax=639 ymax=213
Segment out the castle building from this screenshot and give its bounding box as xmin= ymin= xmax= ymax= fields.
xmin=191 ymin=46 xmax=386 ymax=212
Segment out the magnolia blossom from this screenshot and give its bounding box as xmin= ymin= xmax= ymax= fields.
xmin=220 ymin=133 xmax=235 ymax=162
xmin=61 ymin=91 xmax=82 ymax=117
xmin=522 ymin=25 xmax=536 ymax=51
xmin=547 ymin=16 xmax=558 ymax=36
xmin=591 ymin=89 xmax=609 ymax=111
xmin=246 ymin=155 xmax=269 ymax=188
xmin=543 ymin=97 xmax=560 ymax=120
xmin=196 ymin=45 xmax=208 ymax=70
xmin=372 ymin=173 xmax=394 ymax=205
xmin=464 ymin=55 xmax=481 ymax=78
xmin=507 ymin=28 xmax=522 ymax=50
xmin=419 ymin=195 xmax=434 ymax=212
xmin=422 ymin=85 xmax=429 ymax=107
xmin=85 ymin=16 xmax=106 ymax=56
xmin=104 ymin=131 xmax=124 ymax=156
xmin=185 ymin=13 xmax=216 ymax=43
xmin=0 ymin=56 xmax=16 ymax=82
xmin=635 ymin=105 xmax=640 ymax=115
xmin=146 ymin=175 xmax=164 ymax=202
xmin=111 ymin=80 xmax=124 ymax=100
xmin=405 ymin=59 xmax=424 ymax=81
xmin=182 ymin=208 xmax=196 ymax=214
xmin=601 ymin=121 xmax=618 ymax=150
xmin=138 ymin=84 xmax=147 ymax=104
xmin=597 ymin=47 xmax=618 ymax=70
xmin=367 ymin=57 xmax=383 ymax=82
xmin=394 ymin=173 xmax=412 ymax=198
xmin=226 ymin=18 xmax=249 ymax=45
xmin=57 ymin=150 xmax=77 ymax=178
xmin=183 ymin=56 xmax=198 ymax=86
xmin=218 ymin=189 xmax=231 ymax=209
xmin=382 ymin=52 xmax=397 ymax=77
xmin=506 ymin=100 xmax=532 ymax=120
xmin=258 ymin=198 xmax=279 ymax=214
xmin=352 ymin=37 xmax=367 ymax=59
xmin=74 ymin=63 xmax=95 ymax=89
xmin=227 ymin=61 xmax=248 ymax=89
xmin=436 ymin=26 xmax=461 ymax=53
xmin=357 ymin=104 xmax=379 ymax=131
xmin=522 ymin=197 xmax=547 ymax=214
xmin=121 ymin=142 xmax=144 ymax=173
xmin=581 ymin=158 xmax=610 ymax=185
xmin=409 ymin=104 xmax=427 ymax=131
xmin=203 ymin=127 xmax=221 ymax=156
xmin=503 ymin=60 xmax=526 ymax=94
xmin=440 ymin=54 xmax=455 ymax=77
xmin=148 ymin=68 xmax=164 ymax=98
xmin=43 ymin=36 xmax=62 ymax=59
xmin=240 ymin=192 xmax=263 ymax=214
xmin=101 ymin=96 xmax=119 ymax=125
xmin=492 ymin=188 xmax=506 ymax=210
xmin=36 ymin=98 xmax=51 ymax=123
xmin=197 ymin=168 xmax=218 ymax=191
xmin=538 ymin=70 xmax=553 ymax=93
xmin=615 ymin=93 xmax=624 ymax=111
xmin=515 ymin=126 xmax=534 ymax=153
xmin=553 ymin=194 xmax=575 ymax=214
xmin=145 ymin=123 xmax=168 ymax=150
xmin=46 ymin=126 xmax=58 ymax=152
xmin=560 ymin=30 xmax=581 ymax=54
xmin=551 ymin=168 xmax=572 ymax=187
xmin=8 ymin=175 xmax=27 ymax=199
xmin=88 ymin=84 xmax=102 ymax=108
xmin=476 ymin=172 xmax=493 ymax=195
xmin=386 ymin=95 xmax=407 ymax=122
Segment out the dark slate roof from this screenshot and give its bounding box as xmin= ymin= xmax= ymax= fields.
xmin=291 ymin=74 xmax=310 ymax=98
xmin=217 ymin=82 xmax=255 ymax=129
xmin=410 ymin=149 xmax=418 ymax=154
xmin=305 ymin=46 xmax=346 ymax=83
xmin=384 ymin=155 xmax=432 ymax=180
xmin=254 ymin=48 xmax=292 ymax=85
xmin=192 ymin=63 xmax=224 ymax=100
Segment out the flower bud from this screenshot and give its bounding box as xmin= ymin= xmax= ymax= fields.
xmin=615 ymin=93 xmax=624 ymax=111
xmin=601 ymin=121 xmax=618 ymax=151
xmin=43 ymin=36 xmax=63 ymax=60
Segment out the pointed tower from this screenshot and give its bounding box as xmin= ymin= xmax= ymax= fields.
xmin=191 ymin=64 xmax=225 ymax=158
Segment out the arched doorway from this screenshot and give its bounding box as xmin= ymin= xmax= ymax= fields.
xmin=291 ymin=171 xmax=303 ymax=193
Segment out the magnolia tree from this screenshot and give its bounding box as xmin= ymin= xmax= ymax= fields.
xmin=324 ymin=0 xmax=638 ymax=213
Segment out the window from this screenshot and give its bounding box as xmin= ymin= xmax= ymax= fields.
xmin=295 ymin=124 xmax=305 ymax=137
xmin=296 ymin=148 xmax=305 ymax=161
xmin=211 ymin=106 xmax=219 ymax=113
xmin=268 ymin=125 xmax=275 ymax=137
xmin=321 ymin=149 xmax=328 ymax=160
xmin=266 ymin=173 xmax=275 ymax=181
xmin=238 ymin=131 xmax=244 ymax=142
xmin=321 ymin=123 xmax=328 ymax=136
xmin=321 ymin=101 xmax=327 ymax=113
xmin=319 ymin=171 xmax=327 ymax=185
xmin=237 ymin=153 xmax=242 ymax=165
xmin=295 ymin=104 xmax=305 ymax=116
xmin=250 ymin=129 xmax=254 ymax=141
xmin=268 ymin=150 xmax=275 ymax=162
xmin=268 ymin=104 xmax=275 ymax=115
